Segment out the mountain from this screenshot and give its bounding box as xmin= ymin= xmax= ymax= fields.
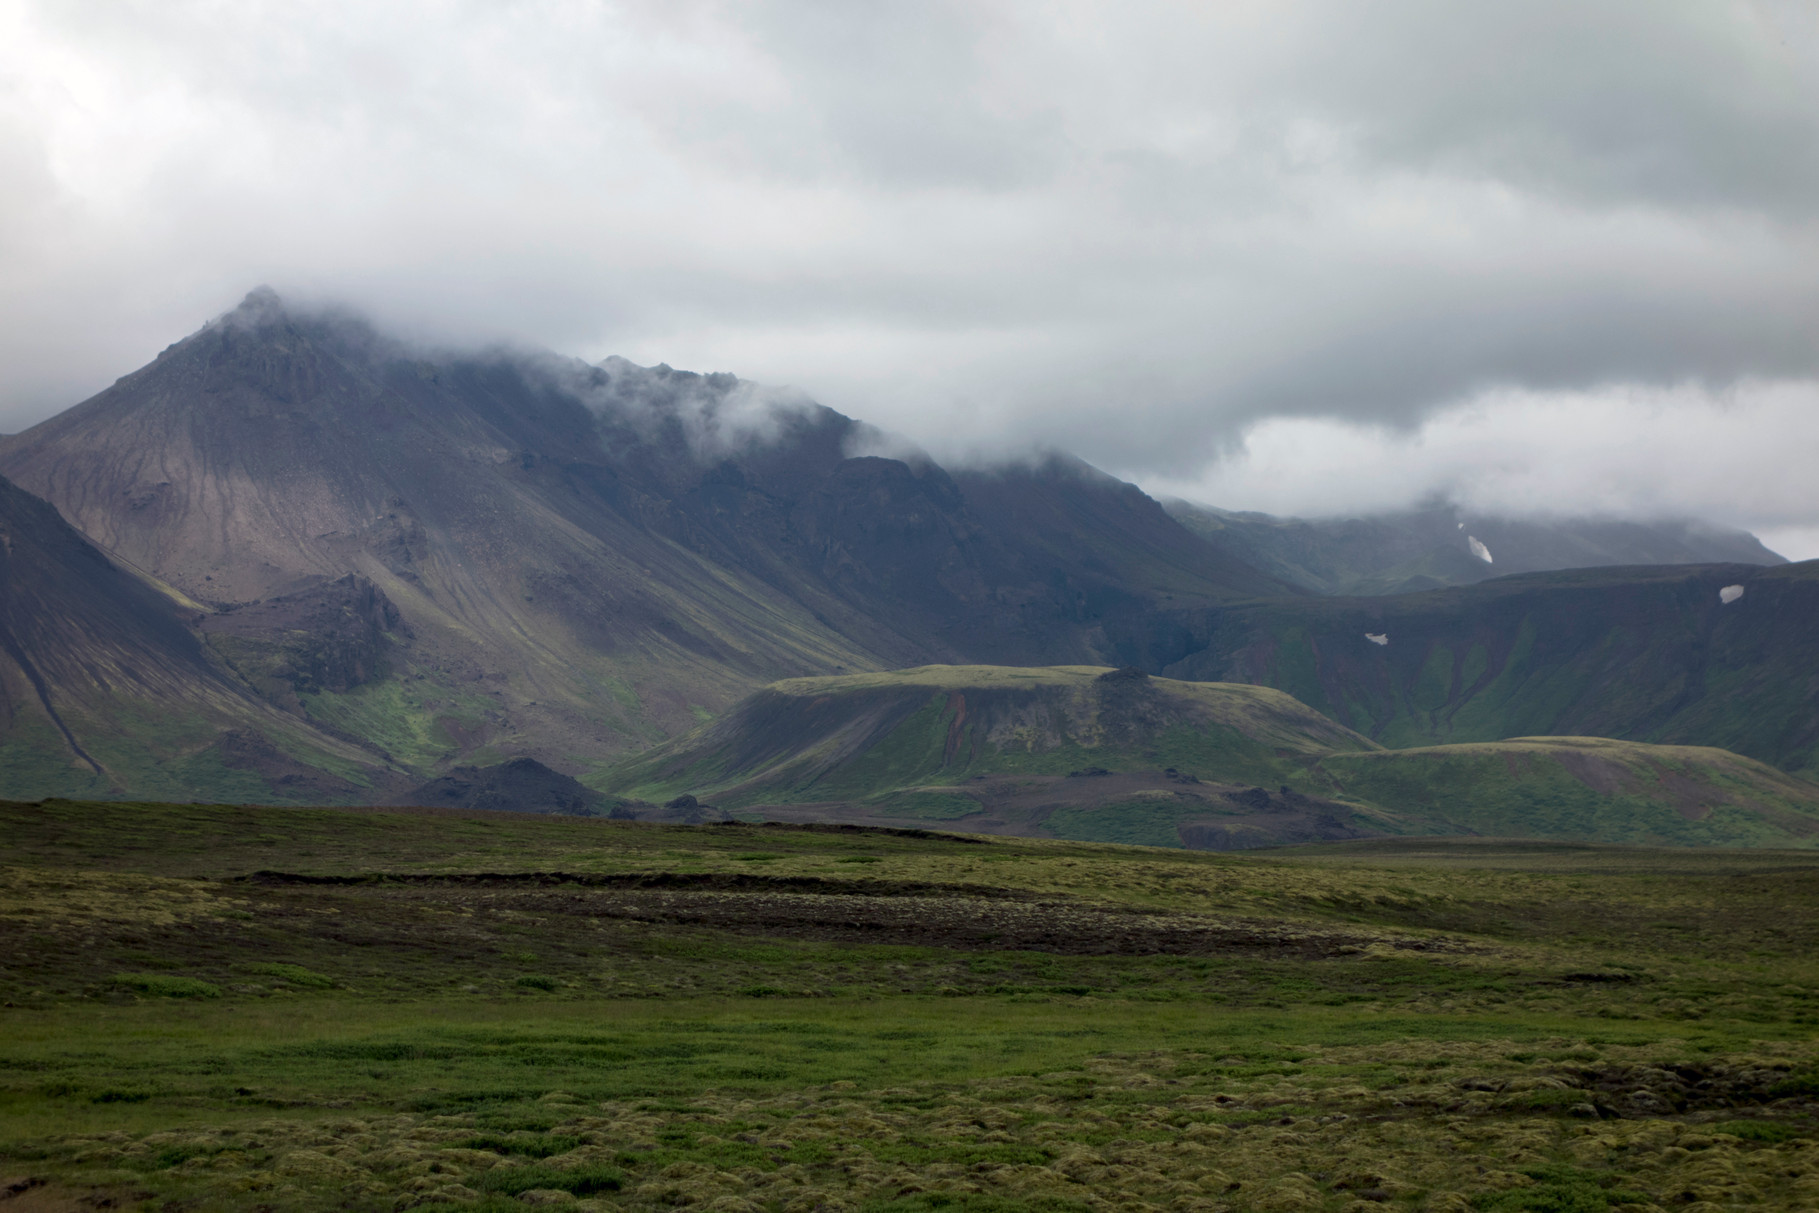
xmin=1166 ymin=498 xmax=1785 ymax=596
xmin=1159 ymin=560 xmax=1819 ymax=776
xmin=0 ymin=472 xmax=392 ymax=801
xmin=8 ymin=288 xmax=1819 ymax=814
xmin=594 ymin=665 xmax=1819 ymax=850
xmin=0 ymin=290 xmax=1287 ymax=794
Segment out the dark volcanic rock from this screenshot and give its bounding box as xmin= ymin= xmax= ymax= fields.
xmin=398 ymin=757 xmax=614 ymax=815
xmin=200 ymin=574 xmax=405 ymax=700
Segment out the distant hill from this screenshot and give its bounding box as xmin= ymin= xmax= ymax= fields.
xmin=1161 ymin=561 xmax=1819 ymax=776
xmin=1166 ymin=498 xmax=1785 ymax=596
xmin=395 ymin=757 xmax=618 ymax=816
xmin=594 ymin=665 xmax=1819 ymax=850
xmin=1318 ymin=736 xmax=1819 ymax=850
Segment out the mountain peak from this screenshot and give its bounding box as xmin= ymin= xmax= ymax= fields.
xmin=220 ymin=285 xmax=288 ymax=329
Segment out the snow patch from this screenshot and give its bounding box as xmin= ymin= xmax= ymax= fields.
xmin=1365 ymin=632 xmax=1389 ymax=646
xmin=1719 ymin=584 xmax=1745 ymax=604
xmin=1468 ymin=535 xmax=1493 ymax=563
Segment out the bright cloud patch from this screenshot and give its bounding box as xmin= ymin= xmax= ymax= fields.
xmin=1141 ymin=381 xmax=1819 ymax=560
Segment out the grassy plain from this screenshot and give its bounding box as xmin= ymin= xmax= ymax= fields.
xmin=4 ymin=799 xmax=1819 ymax=1212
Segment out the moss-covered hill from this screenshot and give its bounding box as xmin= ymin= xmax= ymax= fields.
xmin=1314 ymin=736 xmax=1819 ymax=850
xmin=1166 ymin=560 xmax=1819 ymax=776
xmin=593 ymin=665 xmax=1819 ymax=850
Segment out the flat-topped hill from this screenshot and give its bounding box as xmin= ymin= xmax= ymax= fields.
xmin=595 ymin=665 xmax=1819 ymax=850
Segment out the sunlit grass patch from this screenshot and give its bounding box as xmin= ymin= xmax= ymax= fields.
xmin=108 ymin=972 xmax=220 ymax=998
xmin=474 ymin=1161 xmax=624 ymax=1195
xmin=1712 ymin=1119 xmax=1805 ymax=1143
xmin=244 ymin=961 xmax=334 ymax=987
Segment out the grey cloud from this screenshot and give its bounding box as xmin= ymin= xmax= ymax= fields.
xmin=1297 ymin=0 xmax=1819 ymax=214
xmin=1 ymin=0 xmax=1817 ymax=544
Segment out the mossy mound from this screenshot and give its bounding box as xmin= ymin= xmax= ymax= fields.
xmin=596 ymin=666 xmax=1819 ymax=850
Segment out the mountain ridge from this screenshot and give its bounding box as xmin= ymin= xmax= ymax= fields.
xmin=5 ymin=289 xmax=1818 ymax=812
xmin=0 ymin=291 xmax=1289 ymax=786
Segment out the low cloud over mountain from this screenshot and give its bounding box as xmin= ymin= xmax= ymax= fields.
xmin=4 ymin=2 xmax=1818 ymax=548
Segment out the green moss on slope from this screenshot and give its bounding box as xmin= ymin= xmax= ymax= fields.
xmin=598 ymin=665 xmax=1819 ymax=850
xmin=599 ymin=665 xmax=1375 ymax=808
xmin=1318 ymin=737 xmax=1819 ymax=848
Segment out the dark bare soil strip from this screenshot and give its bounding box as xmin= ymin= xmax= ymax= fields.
xmin=301 ymin=880 xmax=1465 ymax=958
xmin=237 ymin=869 xmax=1036 ymax=899
xmin=1400 ymin=1061 xmax=1819 ymax=1121
xmin=234 ymin=870 xmax=1473 ymax=956
xmin=558 ymin=889 xmax=1446 ymax=956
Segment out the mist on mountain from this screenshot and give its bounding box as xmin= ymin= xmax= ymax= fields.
xmin=1166 ymin=497 xmax=1785 ymax=597
xmin=0 ymin=289 xmax=1814 ymax=812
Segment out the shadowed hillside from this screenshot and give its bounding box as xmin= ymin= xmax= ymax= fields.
xmin=1162 ymin=560 xmax=1819 ymax=776
xmin=0 ymin=474 xmax=393 ymax=801
xmin=1167 ymin=498 xmax=1786 ymax=596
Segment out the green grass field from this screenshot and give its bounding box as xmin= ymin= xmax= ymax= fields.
xmin=5 ymin=798 xmax=1819 ymax=1211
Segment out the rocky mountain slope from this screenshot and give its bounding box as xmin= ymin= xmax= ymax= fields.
xmin=5 ymin=289 xmax=1818 ymax=814
xmin=0 ymin=473 xmax=392 ymax=801
xmin=594 ymin=665 xmax=1819 ymax=849
xmin=0 ymin=291 xmax=1287 ymax=792
xmin=1167 ymin=498 xmax=1785 ymax=596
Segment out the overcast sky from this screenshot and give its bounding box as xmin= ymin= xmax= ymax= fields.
xmin=6 ymin=1 xmax=1819 ymax=555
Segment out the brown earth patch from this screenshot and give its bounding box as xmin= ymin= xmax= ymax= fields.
xmin=236 ymin=871 xmax=1460 ymax=957
xmin=239 ymin=869 xmax=1036 ymax=899
xmin=382 ymin=884 xmax=1457 ymax=958
xmin=1554 ymin=750 xmax=1630 ymax=796
xmin=942 ymin=691 xmax=969 ymax=764
xmin=207 ymin=729 xmax=380 ymax=801
xmin=741 ymin=771 xmax=1382 ymax=850
xmin=1650 ymin=766 xmax=1727 ymax=821
xmin=0 ymin=1177 xmax=146 ymax=1211
xmin=1179 ymin=810 xmax=1381 ymax=851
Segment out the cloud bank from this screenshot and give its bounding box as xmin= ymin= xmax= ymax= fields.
xmin=3 ymin=0 xmax=1818 ymax=548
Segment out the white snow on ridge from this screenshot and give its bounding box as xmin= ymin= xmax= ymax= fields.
xmin=1720 ymin=584 xmax=1745 ymax=604
xmin=1365 ymin=632 xmax=1389 ymax=646
xmin=1468 ymin=535 xmax=1493 ymax=563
